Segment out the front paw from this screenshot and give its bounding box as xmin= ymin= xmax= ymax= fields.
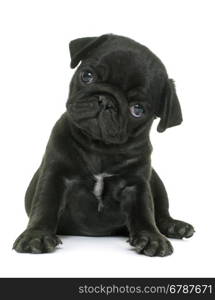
xmin=129 ymin=231 xmax=173 ymax=257
xmin=157 ymin=217 xmax=195 ymax=239
xmin=13 ymin=229 xmax=62 ymax=254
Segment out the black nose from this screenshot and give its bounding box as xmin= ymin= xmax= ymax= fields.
xmin=98 ymin=95 xmax=114 ymax=110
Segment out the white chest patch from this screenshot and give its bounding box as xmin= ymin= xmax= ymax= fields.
xmin=93 ymin=173 xmax=113 ymax=211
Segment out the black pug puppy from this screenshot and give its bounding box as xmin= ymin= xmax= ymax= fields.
xmin=13 ymin=34 xmax=194 ymax=256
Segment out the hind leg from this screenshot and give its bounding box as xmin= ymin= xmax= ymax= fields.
xmin=150 ymin=169 xmax=195 ymax=239
xmin=25 ymin=168 xmax=40 ymax=215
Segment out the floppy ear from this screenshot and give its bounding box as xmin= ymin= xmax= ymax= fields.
xmin=69 ymin=34 xmax=110 ymax=68
xmin=156 ymin=79 xmax=183 ymax=132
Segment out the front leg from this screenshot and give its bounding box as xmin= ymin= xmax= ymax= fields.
xmin=150 ymin=169 xmax=195 ymax=239
xmin=13 ymin=163 xmax=65 ymax=253
xmin=122 ymin=178 xmax=173 ymax=257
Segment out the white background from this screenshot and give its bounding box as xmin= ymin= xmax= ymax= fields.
xmin=0 ymin=0 xmax=214 ymax=277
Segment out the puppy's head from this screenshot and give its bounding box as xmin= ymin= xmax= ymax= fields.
xmin=66 ymin=34 xmax=182 ymax=144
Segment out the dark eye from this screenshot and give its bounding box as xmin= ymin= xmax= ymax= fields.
xmin=130 ymin=104 xmax=145 ymax=118
xmin=81 ymin=70 xmax=94 ymax=84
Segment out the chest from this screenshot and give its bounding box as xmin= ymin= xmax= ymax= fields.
xmin=93 ymin=173 xmax=114 ymax=211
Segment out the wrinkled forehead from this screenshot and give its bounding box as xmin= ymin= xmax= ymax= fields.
xmin=101 ymin=50 xmax=147 ymax=89
xmin=85 ymin=50 xmax=150 ymax=91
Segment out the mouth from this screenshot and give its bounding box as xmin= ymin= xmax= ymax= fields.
xmin=98 ymin=103 xmax=127 ymax=143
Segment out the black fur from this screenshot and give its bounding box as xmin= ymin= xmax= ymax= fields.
xmin=13 ymin=34 xmax=194 ymax=256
